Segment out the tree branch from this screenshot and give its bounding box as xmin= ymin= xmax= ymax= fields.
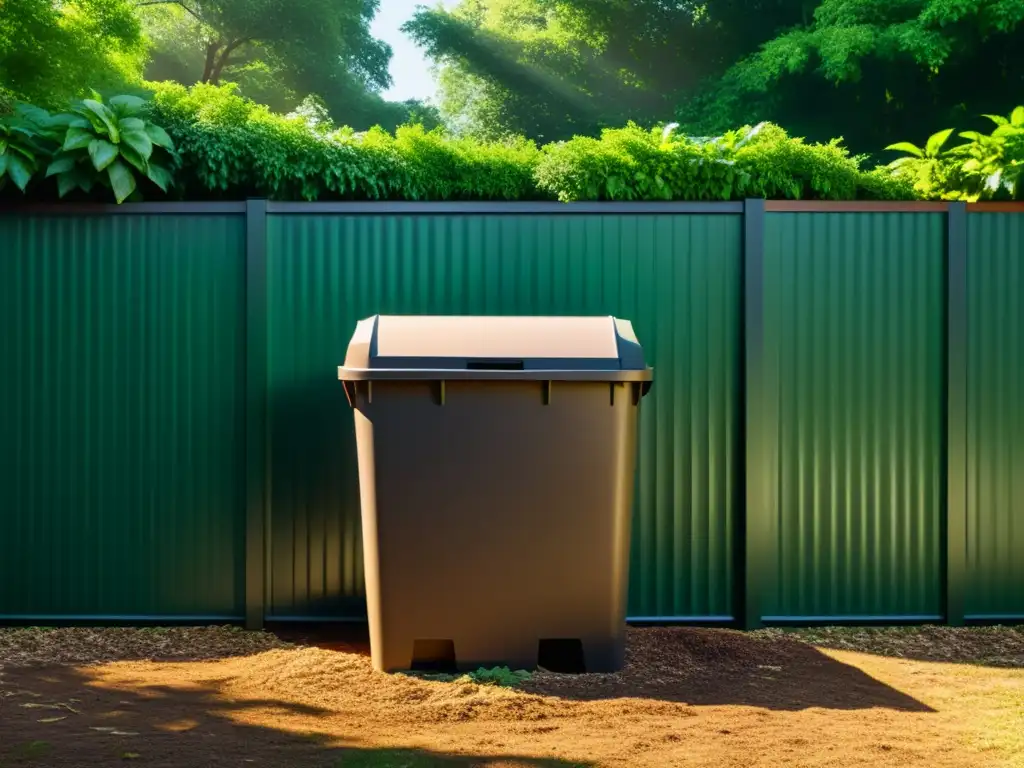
xmin=202 ymin=41 xmax=221 ymax=83
xmin=209 ymin=38 xmax=252 ymax=84
xmin=134 ymin=0 xmax=204 ymax=25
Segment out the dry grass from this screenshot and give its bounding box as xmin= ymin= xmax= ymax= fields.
xmin=0 ymin=625 xmax=1022 ymax=767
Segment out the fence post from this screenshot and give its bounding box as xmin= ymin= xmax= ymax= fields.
xmin=946 ymin=202 xmax=968 ymax=627
xmin=245 ymin=199 xmax=269 ymax=630
xmin=742 ymin=199 xmax=772 ymax=629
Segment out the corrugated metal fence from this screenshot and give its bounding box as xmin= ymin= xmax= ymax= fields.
xmin=0 ymin=200 xmax=1021 ymax=627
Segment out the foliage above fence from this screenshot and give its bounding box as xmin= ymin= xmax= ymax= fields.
xmin=13 ymin=80 xmax=1024 ymax=205
xmin=886 ymin=106 xmax=1024 ymax=201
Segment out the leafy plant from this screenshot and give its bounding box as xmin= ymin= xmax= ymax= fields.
xmin=414 ymin=666 xmax=532 ymax=687
xmin=884 ymin=128 xmax=963 ymax=199
xmin=535 ymin=121 xmax=914 ymax=202
xmin=885 ymin=106 xmax=1024 ymax=201
xmin=46 ymin=93 xmax=176 ymax=202
xmin=0 ymin=107 xmax=45 ymax=192
xmin=954 ymin=107 xmax=1024 ymax=200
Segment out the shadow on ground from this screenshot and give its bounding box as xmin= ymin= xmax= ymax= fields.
xmin=269 ymin=623 xmax=933 ymax=713
xmin=782 ymin=626 xmax=1024 ymax=669
xmin=0 ymin=664 xmax=589 ymax=768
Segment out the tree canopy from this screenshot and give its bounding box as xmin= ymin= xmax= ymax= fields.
xmin=135 ymin=0 xmax=429 ymax=128
xmin=0 ymin=0 xmax=146 ymax=106
xmin=404 ymin=0 xmax=813 ymax=141
xmin=408 ymin=0 xmax=1023 ymax=151
xmin=680 ymin=0 xmax=1024 ymax=151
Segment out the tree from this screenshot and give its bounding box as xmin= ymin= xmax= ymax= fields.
xmin=137 ymin=0 xmax=437 ymax=130
xmin=0 ymin=0 xmax=146 ymax=106
xmin=134 ymin=0 xmax=390 ymax=87
xmin=404 ymin=0 xmax=811 ymax=140
xmin=678 ymin=0 xmax=1024 ymax=152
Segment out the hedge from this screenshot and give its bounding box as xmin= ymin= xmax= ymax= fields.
xmin=1 ymin=81 xmax=918 ymax=203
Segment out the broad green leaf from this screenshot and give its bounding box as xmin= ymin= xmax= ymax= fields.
xmin=962 ymin=159 xmax=981 ymax=172
xmin=107 ymin=160 xmax=136 ymax=203
xmin=77 ymin=169 xmax=95 ymax=193
xmin=885 ymin=142 xmax=924 ymax=157
xmin=69 ymin=117 xmax=91 ymax=129
xmin=63 ymin=127 xmax=94 ymax=152
xmin=46 ymin=155 xmax=77 ymax=177
xmin=6 ymin=153 xmax=32 ymax=191
xmin=959 ymin=131 xmax=986 ymax=142
xmin=57 ymin=171 xmax=78 ymax=198
xmin=43 ymin=111 xmax=76 ymax=128
xmin=0 ymin=138 xmax=6 ymax=154
xmin=9 ymin=125 xmax=37 ymax=141
xmin=144 ymin=124 xmax=175 ymax=151
xmin=118 ymin=117 xmax=145 ymax=132
xmin=109 ymin=95 xmax=146 ymax=117
xmin=120 ymin=144 xmax=148 ymax=174
xmin=8 ymin=144 xmax=35 ymax=161
xmin=984 ymin=114 xmax=1009 ymax=127
xmin=82 ymin=99 xmax=119 ymax=142
xmin=992 ymin=125 xmax=1017 ymax=139
xmin=146 ymin=163 xmax=173 ymax=192
xmin=926 ymin=129 xmax=954 ymax=157
xmin=121 ymin=129 xmax=153 ymax=161
xmin=15 ymin=104 xmax=52 ymax=124
xmin=0 ymin=154 xmax=7 ymax=177
xmin=72 ymin=105 xmax=107 ymax=134
xmin=88 ymin=139 xmax=119 ymax=172
xmin=1012 ymin=106 xmax=1024 ymax=127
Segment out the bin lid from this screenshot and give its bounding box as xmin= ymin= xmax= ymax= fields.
xmin=338 ymin=315 xmax=653 ymax=382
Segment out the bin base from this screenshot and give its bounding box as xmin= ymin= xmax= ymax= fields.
xmin=375 ymin=634 xmax=625 ymax=674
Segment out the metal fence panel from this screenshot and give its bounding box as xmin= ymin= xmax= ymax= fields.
xmin=265 ymin=213 xmax=743 ymax=620
xmin=760 ymin=213 xmax=946 ymax=620
xmin=965 ymin=213 xmax=1024 ymax=620
xmin=0 ymin=214 xmax=248 ymax=619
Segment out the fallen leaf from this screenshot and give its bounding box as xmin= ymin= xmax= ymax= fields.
xmin=122 ymin=752 xmax=141 ymax=760
xmin=20 ymin=703 xmax=60 ymax=710
xmin=112 ymin=731 xmax=139 ymax=736
xmin=37 ymin=717 xmax=67 ymax=723
xmin=90 ymin=726 xmax=117 ymax=732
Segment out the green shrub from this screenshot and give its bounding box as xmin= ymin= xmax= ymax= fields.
xmin=886 ymin=107 xmax=1024 ymax=201
xmin=0 ymin=105 xmax=48 ymax=192
xmin=148 ymin=81 xmax=543 ymax=201
xmin=0 ymin=93 xmax=175 ymax=202
xmin=5 ymin=81 xmax=932 ymax=203
xmin=535 ymin=122 xmax=916 ymax=202
xmin=45 ymin=93 xmax=175 ymax=202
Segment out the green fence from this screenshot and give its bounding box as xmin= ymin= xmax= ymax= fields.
xmin=0 ymin=201 xmax=1021 ymax=626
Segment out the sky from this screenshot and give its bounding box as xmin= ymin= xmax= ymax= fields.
xmin=372 ymin=0 xmax=457 ymax=103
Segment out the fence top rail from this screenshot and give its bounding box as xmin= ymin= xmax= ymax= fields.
xmin=765 ymin=200 xmax=950 ymax=212
xmin=1 ymin=200 xmax=1020 ymax=216
xmin=0 ymin=201 xmax=744 ymax=216
xmin=966 ymin=202 xmax=1024 ymax=212
xmin=264 ymin=201 xmax=746 ymax=214
xmin=0 ymin=202 xmax=247 ymax=215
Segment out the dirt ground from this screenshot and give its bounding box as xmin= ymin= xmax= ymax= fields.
xmin=1 ymin=625 xmax=1022 ymax=768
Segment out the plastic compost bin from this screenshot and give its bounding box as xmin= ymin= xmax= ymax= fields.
xmin=338 ymin=315 xmax=653 ymax=674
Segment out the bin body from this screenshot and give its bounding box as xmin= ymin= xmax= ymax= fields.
xmin=339 ymin=316 xmax=652 ymax=673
